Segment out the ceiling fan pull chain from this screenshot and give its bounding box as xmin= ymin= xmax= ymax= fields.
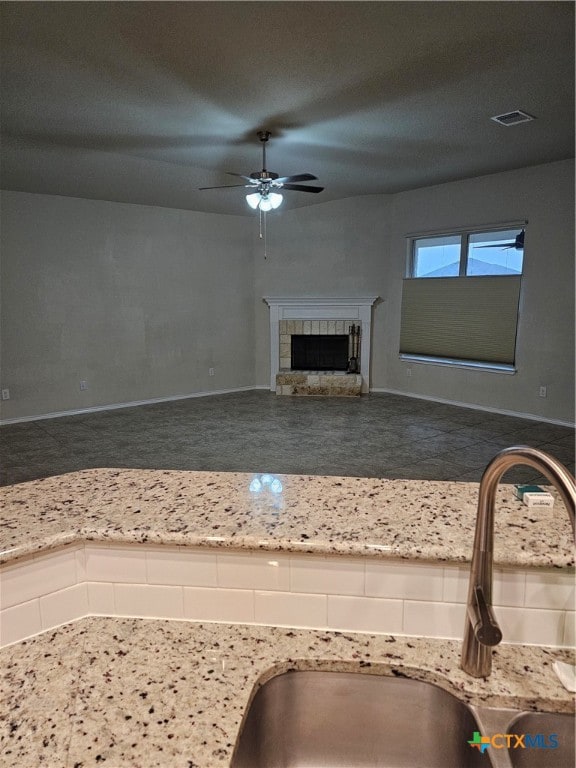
xmin=258 ymin=207 xmax=267 ymax=258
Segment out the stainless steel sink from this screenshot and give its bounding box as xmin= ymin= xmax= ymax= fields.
xmin=504 ymin=711 xmax=575 ymax=768
xmin=231 ymin=670 xmax=487 ymax=767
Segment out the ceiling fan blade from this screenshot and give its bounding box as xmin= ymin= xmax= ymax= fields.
xmin=275 ymin=173 xmax=318 ymax=184
xmin=474 ymin=242 xmax=517 ymax=248
xmin=226 ymin=172 xmax=257 ymax=183
xmin=282 ymin=184 xmax=324 ymax=193
xmin=474 ymin=230 xmax=524 ymax=250
xmin=198 ymin=184 xmax=252 ymax=190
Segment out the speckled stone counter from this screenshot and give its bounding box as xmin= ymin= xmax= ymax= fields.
xmin=1 ymin=617 xmax=574 ymax=768
xmin=0 ymin=468 xmax=574 ymax=568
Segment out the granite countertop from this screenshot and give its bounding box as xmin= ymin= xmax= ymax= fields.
xmin=1 ymin=616 xmax=574 ymax=768
xmin=0 ymin=468 xmax=573 ymax=568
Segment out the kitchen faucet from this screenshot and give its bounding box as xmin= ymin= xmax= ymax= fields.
xmin=461 ymin=445 xmax=576 ymax=678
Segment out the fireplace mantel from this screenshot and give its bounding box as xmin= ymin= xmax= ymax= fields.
xmin=263 ymin=297 xmax=379 ymax=393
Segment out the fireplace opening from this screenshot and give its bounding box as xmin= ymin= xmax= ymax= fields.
xmin=291 ymin=334 xmax=349 ymax=371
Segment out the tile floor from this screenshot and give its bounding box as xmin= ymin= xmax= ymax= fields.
xmin=0 ymin=391 xmax=574 ymax=487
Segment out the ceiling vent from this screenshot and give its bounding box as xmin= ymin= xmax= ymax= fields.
xmin=490 ymin=110 xmax=535 ymax=126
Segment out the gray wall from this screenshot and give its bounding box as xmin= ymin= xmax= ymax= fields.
xmin=253 ymin=194 xmax=392 ymax=390
xmin=0 ymin=192 xmax=254 ymax=420
xmin=255 ymin=160 xmax=574 ymax=423
xmin=1 ymin=159 xmax=574 ymax=423
xmin=384 ymin=160 xmax=574 ymax=423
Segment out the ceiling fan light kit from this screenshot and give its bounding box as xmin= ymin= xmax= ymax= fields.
xmin=246 ymin=191 xmax=283 ymax=211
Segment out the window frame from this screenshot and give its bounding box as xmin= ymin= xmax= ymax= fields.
xmin=407 ymin=222 xmax=526 ymax=279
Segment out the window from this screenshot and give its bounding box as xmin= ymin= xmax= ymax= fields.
xmin=412 ymin=235 xmax=461 ymax=277
xmin=400 ymin=225 xmax=525 ymax=369
xmin=467 ymin=229 xmax=523 ymax=276
xmin=411 ymin=228 xmax=524 ymax=277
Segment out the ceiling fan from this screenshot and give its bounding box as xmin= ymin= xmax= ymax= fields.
xmin=199 ymin=130 xmax=324 ymax=211
xmin=474 ymin=229 xmax=525 ymax=250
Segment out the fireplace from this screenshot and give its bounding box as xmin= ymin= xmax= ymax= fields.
xmin=264 ymin=296 xmax=379 ymax=394
xmin=291 ymin=334 xmax=349 ymax=371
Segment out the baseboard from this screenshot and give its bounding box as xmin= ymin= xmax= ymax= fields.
xmin=0 ymin=386 xmax=263 ymax=425
xmin=371 ymin=388 xmax=575 ymax=428
xmin=2 ymin=385 xmax=573 ymax=428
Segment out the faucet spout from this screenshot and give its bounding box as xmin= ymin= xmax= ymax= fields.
xmin=461 ymin=446 xmax=575 ymax=678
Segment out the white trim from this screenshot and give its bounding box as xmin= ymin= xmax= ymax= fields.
xmin=371 ymin=388 xmax=575 ymax=428
xmin=263 ymin=297 xmax=379 ymax=307
xmin=0 ymin=386 xmax=260 ymax=425
xmin=263 ymin=297 xmax=379 ymax=393
xmin=399 ymin=354 xmax=516 ymax=374
xmin=405 ymin=219 xmax=528 ymax=239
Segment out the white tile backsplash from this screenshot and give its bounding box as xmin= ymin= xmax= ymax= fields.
xmin=493 ymin=569 xmax=526 ymax=607
xmin=87 ymin=582 xmax=115 ymax=615
xmin=0 ymin=599 xmax=42 ymax=646
xmin=443 ymin=566 xmax=527 ymax=607
xmin=39 ymin=584 xmax=88 ymax=629
xmin=75 ymin=546 xmax=87 ymax=581
xmin=183 ymin=587 xmax=254 ymax=623
xmin=497 ymin=606 xmax=566 ymax=646
xmin=255 ymin=591 xmax=327 ymax=628
xmin=403 ymin=601 xmax=466 ymax=639
xmin=1 ymin=549 xmax=78 ymax=609
xmin=217 ymin=552 xmax=290 ymax=591
xmin=1 ymin=542 xmax=573 ymax=647
xmin=327 ymin=595 xmax=403 ymax=634
xmin=366 ymin=561 xmax=444 ymax=601
xmin=115 ymin=584 xmax=184 ymax=619
xmin=85 ymin=545 xmax=147 ymax=583
xmin=146 ymin=547 xmax=218 ymax=587
xmin=290 ymin=556 xmax=365 ymax=595
xmin=563 ymin=611 xmax=575 ymax=647
xmin=442 ymin=566 xmax=469 ymax=603
xmin=525 ymin=570 xmax=575 ymax=611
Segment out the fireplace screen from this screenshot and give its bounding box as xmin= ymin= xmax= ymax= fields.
xmin=291 ymin=334 xmax=349 ymax=371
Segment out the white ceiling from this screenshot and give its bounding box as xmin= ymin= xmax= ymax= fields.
xmin=1 ymin=2 xmax=574 ymax=216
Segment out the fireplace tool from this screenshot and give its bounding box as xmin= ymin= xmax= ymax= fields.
xmin=347 ymin=324 xmax=360 ymax=373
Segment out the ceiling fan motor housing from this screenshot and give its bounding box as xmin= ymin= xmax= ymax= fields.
xmin=250 ymin=171 xmax=279 ymax=180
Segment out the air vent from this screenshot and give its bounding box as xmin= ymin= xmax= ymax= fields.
xmin=490 ymin=110 xmax=535 ymax=126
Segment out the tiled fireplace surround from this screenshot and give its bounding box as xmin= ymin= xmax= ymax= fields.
xmin=264 ymin=297 xmax=378 ymax=395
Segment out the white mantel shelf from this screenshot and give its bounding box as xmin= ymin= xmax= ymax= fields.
xmin=264 ymin=296 xmax=379 ymax=393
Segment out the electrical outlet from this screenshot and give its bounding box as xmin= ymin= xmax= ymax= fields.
xmin=406 ymin=367 xmax=412 ymax=376
xmin=539 ymin=386 xmax=547 ymax=398
xmin=80 ymin=380 xmax=88 ymax=391
xmin=209 ymin=368 xmax=215 ymax=376
xmin=1 ymin=388 xmax=10 ymax=400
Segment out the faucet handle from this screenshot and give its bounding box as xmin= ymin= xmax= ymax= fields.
xmin=469 ymin=586 xmax=503 ymax=647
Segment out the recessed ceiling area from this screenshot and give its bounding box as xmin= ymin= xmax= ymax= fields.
xmin=1 ymin=1 xmax=574 ymax=216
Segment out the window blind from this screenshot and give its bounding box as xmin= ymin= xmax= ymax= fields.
xmin=399 ymin=276 xmax=521 ymax=364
